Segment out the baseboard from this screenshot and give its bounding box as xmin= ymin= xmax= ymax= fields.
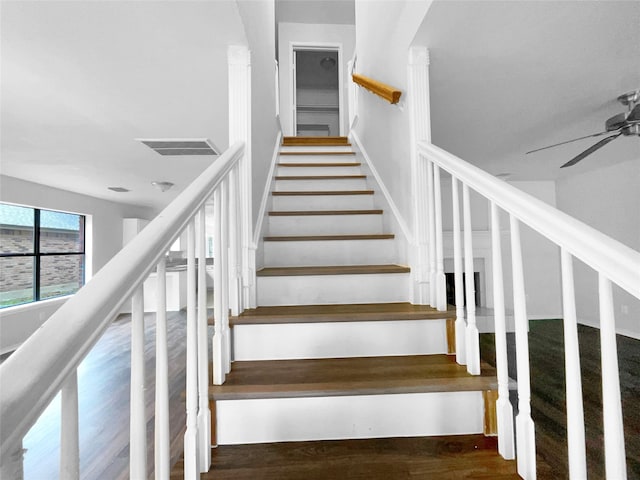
xmin=578 ymin=316 xmax=640 ymax=340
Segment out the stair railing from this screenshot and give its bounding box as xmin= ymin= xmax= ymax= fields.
xmin=0 ymin=141 xmax=246 ymax=479
xmin=418 ymin=140 xmax=640 ymax=480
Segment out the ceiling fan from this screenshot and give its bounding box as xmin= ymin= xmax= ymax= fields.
xmin=526 ymin=89 xmax=640 ymax=168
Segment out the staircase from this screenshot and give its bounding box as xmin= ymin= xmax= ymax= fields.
xmin=204 ymin=137 xmax=510 ymax=475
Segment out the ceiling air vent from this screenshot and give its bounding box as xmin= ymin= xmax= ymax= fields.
xmin=137 ymin=138 xmax=220 ymax=156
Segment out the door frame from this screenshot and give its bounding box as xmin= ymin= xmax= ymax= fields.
xmin=289 ymin=42 xmax=344 ymax=136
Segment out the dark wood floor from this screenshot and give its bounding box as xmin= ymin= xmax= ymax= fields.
xmin=12 ymin=315 xmax=639 ymax=479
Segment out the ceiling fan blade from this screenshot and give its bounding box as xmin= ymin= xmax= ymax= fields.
xmin=526 ymin=130 xmax=614 ymax=155
xmin=560 ymin=133 xmax=622 ymax=168
xmin=627 ymin=103 xmax=640 ymax=122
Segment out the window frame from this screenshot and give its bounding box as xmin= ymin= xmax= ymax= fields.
xmin=0 ymin=204 xmax=86 ymax=308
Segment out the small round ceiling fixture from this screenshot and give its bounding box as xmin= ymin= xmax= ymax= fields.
xmin=320 ymin=56 xmax=336 ymax=70
xmin=151 ymin=181 xmax=174 ymax=192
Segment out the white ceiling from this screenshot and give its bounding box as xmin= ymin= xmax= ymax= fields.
xmin=276 ymin=0 xmax=355 ymax=25
xmin=416 ymin=0 xmax=640 ymax=180
xmin=1 ymin=0 xmax=247 ymax=211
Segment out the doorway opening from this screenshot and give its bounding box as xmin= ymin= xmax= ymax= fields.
xmin=292 ymin=47 xmax=341 ymax=136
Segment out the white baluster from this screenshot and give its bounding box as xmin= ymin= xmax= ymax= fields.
xmin=221 ymin=179 xmax=231 ymax=374
xmin=451 ymin=177 xmax=466 ymax=365
xmin=130 ymin=286 xmax=147 ymax=480
xmin=599 ymin=274 xmax=627 ymax=479
xmin=228 ymin=165 xmax=241 ymax=316
xmin=510 ymin=216 xmax=536 ymax=480
xmin=490 ymin=203 xmax=514 ymax=459
xmin=60 ymin=370 xmax=80 ymax=480
xmin=155 ymin=256 xmax=170 ymax=480
xmin=433 ymin=164 xmax=446 ymax=311
xmin=212 ymin=187 xmax=225 ymax=385
xmin=426 ymin=157 xmax=436 ymax=307
xmin=462 ymin=184 xmax=480 ymax=374
xmin=560 ymin=249 xmax=587 ymax=478
xmin=184 ymin=219 xmax=200 ymax=478
xmin=197 ymin=209 xmax=212 ymax=471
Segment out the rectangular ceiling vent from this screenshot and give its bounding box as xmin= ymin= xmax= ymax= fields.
xmin=138 ymin=138 xmax=220 ymax=156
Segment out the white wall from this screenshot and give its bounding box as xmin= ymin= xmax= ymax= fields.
xmin=236 ymin=0 xmax=280 ymax=230
xmin=278 ymin=22 xmax=355 ymax=136
xmin=556 ymin=157 xmax=640 ymax=338
xmin=0 ymin=175 xmax=155 ymax=352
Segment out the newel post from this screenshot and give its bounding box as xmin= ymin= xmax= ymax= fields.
xmin=228 ymin=45 xmax=255 ymax=309
xmin=407 ymin=46 xmax=432 ymax=305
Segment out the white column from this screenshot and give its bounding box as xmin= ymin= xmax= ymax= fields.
xmin=60 ymin=370 xmax=80 ymax=480
xmin=490 ymin=203 xmax=514 ymax=460
xmin=155 ymin=256 xmax=170 ymax=480
xmin=560 ymin=249 xmax=587 ymax=478
xmin=407 ymin=46 xmax=431 ymax=305
xmin=130 ymin=286 xmax=147 ymax=480
xmin=197 ymin=209 xmax=211 ymax=471
xmin=184 ymin=220 xmax=200 ymax=478
xmin=451 ymin=177 xmax=466 ymax=365
xmin=433 ymin=164 xmax=446 ymax=311
xmin=599 ymin=274 xmax=627 ymax=479
xmin=228 ymin=45 xmax=254 ymax=309
xmin=463 ymin=184 xmax=480 ymax=375
xmin=212 ymin=187 xmax=225 ymax=386
xmin=510 ymin=216 xmax=536 ymax=480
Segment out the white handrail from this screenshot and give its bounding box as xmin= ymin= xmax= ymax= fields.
xmin=417 ymin=141 xmax=640 ymax=298
xmin=0 ymin=141 xmax=245 ymax=458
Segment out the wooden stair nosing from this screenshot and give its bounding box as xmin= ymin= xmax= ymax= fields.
xmin=256 ymin=264 xmax=410 ymax=277
xmin=263 ymin=234 xmax=394 ymax=242
xmin=278 ymin=162 xmax=361 ymax=167
xmin=209 ymin=355 xmax=497 ymax=401
xmin=282 ymin=136 xmax=350 ymax=146
xmin=274 ymin=175 xmax=366 ymax=180
xmin=232 ymin=302 xmax=456 ymax=325
xmin=268 ymin=209 xmax=383 ymax=216
xmin=280 ymin=151 xmax=356 ymax=156
xmin=271 ymin=190 xmax=373 ymax=196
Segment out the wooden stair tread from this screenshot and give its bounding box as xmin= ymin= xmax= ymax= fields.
xmin=282 ymin=136 xmax=350 ymax=146
xmin=210 ymin=355 xmax=497 ymax=400
xmin=274 ymin=175 xmax=366 ymax=180
xmin=280 ymin=151 xmax=355 ymax=156
xmin=278 ymin=162 xmax=361 ymax=167
xmin=257 ymin=264 xmax=410 ymax=277
xmin=263 ymin=234 xmax=394 ymax=241
xmin=232 ymin=302 xmax=455 ymax=325
xmin=272 ymin=190 xmax=373 ymax=196
xmin=269 ymin=209 xmax=383 ymax=216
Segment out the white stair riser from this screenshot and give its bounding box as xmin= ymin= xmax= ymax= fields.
xmin=280 ymin=146 xmax=353 ymax=153
xmin=263 ymin=239 xmax=396 ymax=266
xmin=277 ymin=165 xmax=362 ymax=176
xmin=272 ymin=194 xmax=375 ymax=211
xmin=274 ymin=178 xmax=367 ymax=191
xmin=234 ymin=319 xmax=448 ymax=360
xmin=267 ymin=214 xmax=384 ymax=235
xmin=216 ymin=391 xmax=484 ymax=445
xmin=279 ymin=154 xmax=358 ymax=164
xmin=257 ymin=273 xmax=410 ymax=305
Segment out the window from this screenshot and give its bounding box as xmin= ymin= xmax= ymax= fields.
xmin=0 ymin=203 xmax=85 ymax=308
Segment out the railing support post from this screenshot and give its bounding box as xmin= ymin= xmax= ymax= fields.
xmin=560 ymin=249 xmax=587 ymax=478
xmin=510 ymin=216 xmax=536 ymax=480
xmin=130 ymin=286 xmax=147 ymax=480
xmin=60 ymin=370 xmax=80 ymax=480
xmin=184 ymin=219 xmax=200 ymax=478
xmin=197 ymin=209 xmax=211 ymax=471
xmin=490 ymin=203 xmax=514 ymax=459
xmin=427 ymin=158 xmax=437 ymax=308
xmin=221 ymin=179 xmax=231 ymax=375
xmin=433 ymin=164 xmax=446 ymax=311
xmin=451 ymin=177 xmax=466 ymax=365
xmin=228 ymin=166 xmax=241 ymax=317
xmin=212 ymin=187 xmax=225 ymax=386
xmin=599 ymin=274 xmax=627 ymax=479
xmin=155 ymin=256 xmax=170 ymax=480
xmin=407 ymin=46 xmax=431 ymax=305
xmin=462 ymin=185 xmax=480 ymax=375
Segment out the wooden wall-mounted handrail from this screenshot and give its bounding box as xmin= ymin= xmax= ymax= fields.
xmin=352 ymin=73 xmax=402 ymax=104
